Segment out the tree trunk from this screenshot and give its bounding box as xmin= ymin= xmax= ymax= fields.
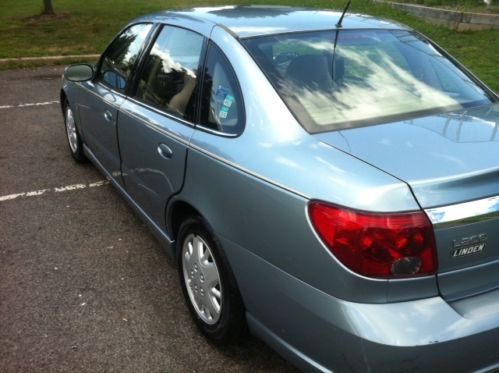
xmin=42 ymin=0 xmax=54 ymax=15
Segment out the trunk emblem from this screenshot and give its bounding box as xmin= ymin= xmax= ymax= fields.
xmin=451 ymin=234 xmax=487 ymax=258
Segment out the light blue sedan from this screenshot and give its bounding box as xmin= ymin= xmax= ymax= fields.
xmin=60 ymin=6 xmax=499 ymax=372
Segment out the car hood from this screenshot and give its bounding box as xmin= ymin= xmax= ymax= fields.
xmin=315 ymin=102 xmax=499 ymax=209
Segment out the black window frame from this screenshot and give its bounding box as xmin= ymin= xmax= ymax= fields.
xmin=94 ymin=22 xmax=156 ymax=95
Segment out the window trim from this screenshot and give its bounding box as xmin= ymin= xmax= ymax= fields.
xmin=94 ymin=22 xmax=156 ymax=94
xmin=195 ymin=41 xmax=246 ymax=138
xmin=128 ymin=23 xmax=208 ymax=127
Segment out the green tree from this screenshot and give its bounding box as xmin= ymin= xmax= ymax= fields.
xmin=42 ymin=0 xmax=54 ymax=15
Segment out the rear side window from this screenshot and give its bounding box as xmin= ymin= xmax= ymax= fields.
xmin=98 ymin=23 xmax=152 ymax=92
xmin=199 ymin=44 xmax=244 ymax=135
xmin=134 ymin=26 xmax=204 ymax=122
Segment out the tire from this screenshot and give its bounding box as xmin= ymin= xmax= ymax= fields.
xmin=63 ymin=100 xmax=86 ymax=163
xmin=177 ymin=216 xmax=246 ymax=343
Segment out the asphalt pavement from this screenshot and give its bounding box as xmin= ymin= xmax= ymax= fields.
xmin=0 ymin=66 xmax=295 ymax=372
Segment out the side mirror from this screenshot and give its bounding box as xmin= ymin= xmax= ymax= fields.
xmin=64 ymin=64 xmax=94 ymax=82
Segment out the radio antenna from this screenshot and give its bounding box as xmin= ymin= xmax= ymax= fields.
xmin=336 ymin=0 xmax=352 ymax=28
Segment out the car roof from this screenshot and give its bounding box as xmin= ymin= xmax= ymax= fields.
xmin=137 ymin=6 xmax=409 ymax=38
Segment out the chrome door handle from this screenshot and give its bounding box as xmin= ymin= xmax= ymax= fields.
xmin=104 ymin=110 xmax=113 ymax=122
xmin=157 ymin=143 xmax=173 ymax=159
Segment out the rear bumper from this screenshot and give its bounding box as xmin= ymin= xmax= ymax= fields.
xmin=248 ymin=311 xmax=499 ymax=373
xmin=358 ymin=328 xmax=499 ymax=373
xmin=222 ymin=237 xmax=499 ymax=372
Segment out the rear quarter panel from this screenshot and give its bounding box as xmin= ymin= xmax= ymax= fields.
xmin=173 ymin=26 xmax=438 ymax=304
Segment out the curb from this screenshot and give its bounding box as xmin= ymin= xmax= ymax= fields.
xmin=0 ymin=54 xmax=100 ymax=64
xmin=373 ymin=0 xmax=499 ymax=30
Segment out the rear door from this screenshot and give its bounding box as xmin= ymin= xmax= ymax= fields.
xmin=77 ymin=23 xmax=153 ymax=182
xmin=118 ymin=25 xmax=205 ymax=228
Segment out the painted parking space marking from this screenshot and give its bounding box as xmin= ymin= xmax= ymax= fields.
xmin=0 ymin=100 xmax=59 ymax=110
xmin=0 ymin=180 xmax=109 ymax=202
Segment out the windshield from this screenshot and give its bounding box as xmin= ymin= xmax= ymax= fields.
xmin=243 ymin=29 xmax=492 ymax=133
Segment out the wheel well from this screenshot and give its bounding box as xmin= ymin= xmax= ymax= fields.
xmin=169 ymin=201 xmax=200 ymax=241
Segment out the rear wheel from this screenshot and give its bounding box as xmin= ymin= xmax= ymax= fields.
xmin=177 ymin=217 xmax=246 ymax=343
xmin=63 ymin=101 xmax=86 ymax=162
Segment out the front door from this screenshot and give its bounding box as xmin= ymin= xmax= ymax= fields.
xmin=77 ymin=23 xmax=153 ymax=181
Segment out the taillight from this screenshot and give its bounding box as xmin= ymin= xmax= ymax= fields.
xmin=308 ymin=202 xmax=437 ymax=278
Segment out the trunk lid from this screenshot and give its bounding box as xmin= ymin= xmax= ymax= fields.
xmin=315 ymin=102 xmax=499 ymax=300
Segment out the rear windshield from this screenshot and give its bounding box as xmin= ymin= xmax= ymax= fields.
xmin=243 ymin=30 xmax=492 ymax=133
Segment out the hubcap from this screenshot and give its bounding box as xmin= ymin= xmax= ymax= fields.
xmin=65 ymin=107 xmax=78 ymax=153
xmin=182 ymin=234 xmax=222 ymax=325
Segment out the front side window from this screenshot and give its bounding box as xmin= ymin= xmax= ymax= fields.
xmin=135 ymin=26 xmax=204 ymax=121
xmin=98 ymin=23 xmax=152 ymax=92
xmin=243 ymin=30 xmax=492 ymax=133
xmin=199 ymin=44 xmax=244 ymax=135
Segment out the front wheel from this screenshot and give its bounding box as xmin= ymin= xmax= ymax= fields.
xmin=63 ymin=101 xmax=86 ymax=162
xmin=177 ymin=217 xmax=246 ymax=343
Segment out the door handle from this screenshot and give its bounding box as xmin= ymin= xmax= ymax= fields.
xmin=104 ymin=110 xmax=113 ymax=122
xmin=157 ymin=143 xmax=173 ymax=159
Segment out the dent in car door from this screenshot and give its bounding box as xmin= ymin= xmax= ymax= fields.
xmin=118 ymin=25 xmax=205 ymax=228
xmin=77 ymin=23 xmax=153 ymax=182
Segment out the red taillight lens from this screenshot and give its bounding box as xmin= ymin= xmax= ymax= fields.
xmin=308 ymin=202 xmax=437 ymax=278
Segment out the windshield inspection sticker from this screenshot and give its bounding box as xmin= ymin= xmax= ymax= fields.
xmin=215 ymin=87 xmax=234 ymax=119
xmin=223 ymin=95 xmax=234 ymax=108
xmin=219 ymin=106 xmax=229 ymax=119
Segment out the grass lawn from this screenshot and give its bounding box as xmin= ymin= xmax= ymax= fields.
xmin=393 ymin=0 xmax=499 ymax=14
xmin=0 ymin=0 xmax=497 ymax=91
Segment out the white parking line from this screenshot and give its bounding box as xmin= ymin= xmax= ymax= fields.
xmin=0 ymin=180 xmax=109 ymax=202
xmin=0 ymin=100 xmax=59 ymax=110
